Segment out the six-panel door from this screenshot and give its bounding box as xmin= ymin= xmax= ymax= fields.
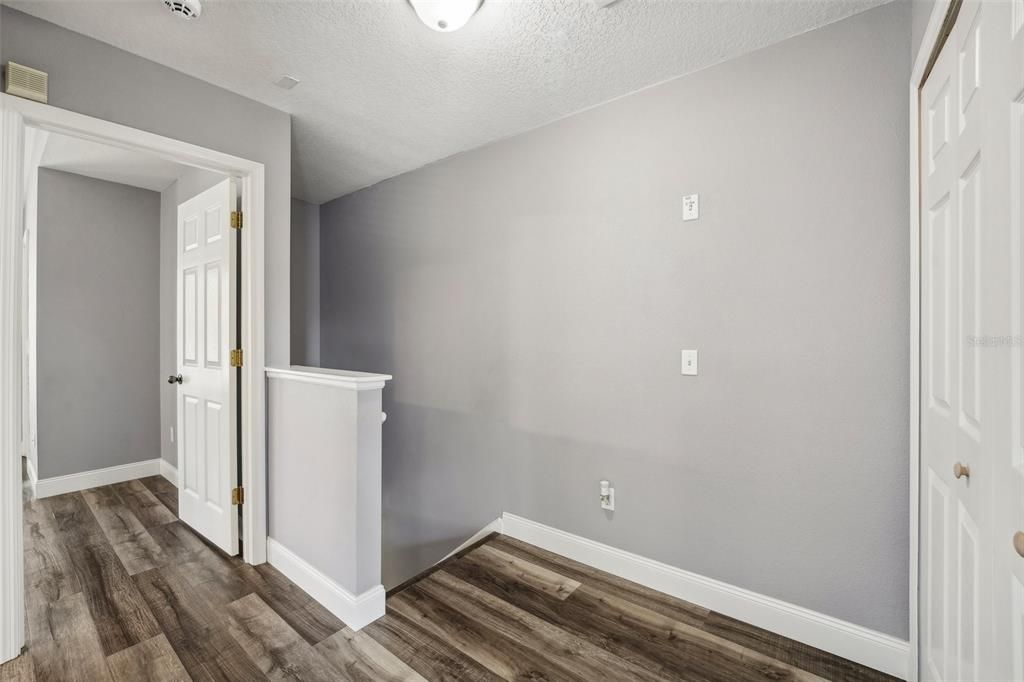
xmin=176 ymin=178 xmax=239 ymax=556
xmin=920 ymin=2 xmax=990 ymax=679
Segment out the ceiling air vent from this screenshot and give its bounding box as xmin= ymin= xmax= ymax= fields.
xmin=164 ymin=0 xmax=202 ymax=20
xmin=4 ymin=62 xmax=48 ymax=104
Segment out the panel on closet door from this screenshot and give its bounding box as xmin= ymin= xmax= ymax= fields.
xmin=958 ymin=155 xmax=981 ymax=441
xmin=928 ymin=194 xmax=953 ymax=416
xmin=927 ymin=469 xmax=951 ymax=681
xmin=956 ymin=501 xmax=980 ymax=681
xmin=929 ymin=78 xmax=950 ymax=176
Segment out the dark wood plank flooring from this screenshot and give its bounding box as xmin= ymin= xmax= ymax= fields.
xmin=1 ymin=477 xmax=898 ymax=681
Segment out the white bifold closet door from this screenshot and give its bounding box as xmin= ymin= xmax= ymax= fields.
xmin=993 ymin=0 xmax=1024 ymax=678
xmin=920 ymin=1 xmax=1019 ymax=680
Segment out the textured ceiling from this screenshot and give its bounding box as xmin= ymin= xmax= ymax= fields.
xmin=8 ymin=0 xmax=891 ymax=203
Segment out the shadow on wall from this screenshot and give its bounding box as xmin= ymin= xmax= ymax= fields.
xmin=377 ymin=398 xmax=647 ymax=591
xmin=318 ymin=176 xmax=526 ymax=589
xmin=379 ymin=397 xmax=507 ymax=587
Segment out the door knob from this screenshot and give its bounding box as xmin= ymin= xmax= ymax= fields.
xmin=953 ymin=462 xmax=970 ymax=479
xmin=1015 ymin=532 xmax=1024 ymax=558
xmin=167 ymin=374 xmax=183 ymax=385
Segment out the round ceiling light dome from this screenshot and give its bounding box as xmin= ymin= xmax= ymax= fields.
xmin=408 ymin=0 xmax=483 ymax=32
xmin=164 ymin=0 xmax=202 ymax=20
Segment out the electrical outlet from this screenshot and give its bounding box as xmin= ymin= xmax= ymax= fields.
xmin=600 ymin=480 xmax=615 ymax=511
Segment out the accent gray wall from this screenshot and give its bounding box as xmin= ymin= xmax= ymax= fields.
xmin=37 ymin=169 xmax=160 ymax=479
xmin=291 ymin=199 xmax=321 ymax=367
xmin=319 ymin=1 xmax=911 ymax=638
xmin=159 ymin=169 xmax=226 ymax=468
xmin=1 ymin=6 xmax=291 ymax=367
xmin=911 ymin=0 xmax=937 ymax=61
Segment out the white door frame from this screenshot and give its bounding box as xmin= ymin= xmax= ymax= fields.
xmin=910 ymin=2 xmax=961 ymax=681
xmin=0 ymin=93 xmax=268 ymax=663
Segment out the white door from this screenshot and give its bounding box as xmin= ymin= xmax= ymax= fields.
xmin=992 ymin=0 xmax=1024 ymax=678
xmin=920 ymin=1 xmax=1016 ymax=680
xmin=176 ymin=178 xmax=239 ymax=555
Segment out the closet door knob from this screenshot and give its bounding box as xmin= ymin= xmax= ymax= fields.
xmin=953 ymin=462 xmax=970 ymax=479
xmin=1014 ymin=532 xmax=1024 ymax=558
xmin=167 ymin=374 xmax=183 ymax=385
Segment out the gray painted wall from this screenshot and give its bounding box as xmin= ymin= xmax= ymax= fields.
xmin=1 ymin=6 xmax=291 ymax=367
xmin=291 ymin=199 xmax=321 ymax=366
xmin=911 ymin=0 xmax=938 ymax=62
xmin=319 ymin=1 xmax=911 ymax=638
xmin=37 ymin=169 xmax=160 ymax=478
xmin=159 ymin=168 xmax=226 ymax=467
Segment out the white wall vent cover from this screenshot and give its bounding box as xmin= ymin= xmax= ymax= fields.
xmin=4 ymin=62 xmax=48 ymax=104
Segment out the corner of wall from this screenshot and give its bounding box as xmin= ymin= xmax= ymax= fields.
xmin=290 ymin=198 xmax=321 ymax=367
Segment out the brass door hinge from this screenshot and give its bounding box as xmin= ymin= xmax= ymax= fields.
xmin=230 ymin=211 xmax=243 ymax=229
xmin=231 ymin=487 xmax=244 ymax=505
xmin=230 ymin=348 xmax=243 ymax=367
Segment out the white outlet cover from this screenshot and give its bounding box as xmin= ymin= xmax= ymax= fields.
xmin=683 ymin=194 xmax=699 ymax=221
xmin=681 ymin=349 xmax=699 ymax=376
xmin=601 ymin=486 xmax=615 ymax=511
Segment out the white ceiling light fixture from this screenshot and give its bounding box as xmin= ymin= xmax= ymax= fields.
xmin=408 ymin=0 xmax=483 ymax=32
xmin=163 ymin=0 xmax=201 ymax=20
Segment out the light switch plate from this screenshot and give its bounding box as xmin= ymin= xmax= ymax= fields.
xmin=681 ymin=349 xmax=699 ymax=376
xmin=683 ymin=194 xmax=699 ymax=221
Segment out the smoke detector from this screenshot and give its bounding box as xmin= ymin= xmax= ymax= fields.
xmin=164 ymin=0 xmax=201 ymax=20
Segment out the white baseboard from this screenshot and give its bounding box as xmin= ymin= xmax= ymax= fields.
xmin=267 ymin=538 xmax=385 ymax=631
xmin=440 ymin=517 xmax=503 ymax=563
xmin=159 ymin=459 xmax=178 ymax=488
xmin=501 ymin=513 xmax=910 ymax=680
xmin=35 ymin=458 xmax=162 ymax=499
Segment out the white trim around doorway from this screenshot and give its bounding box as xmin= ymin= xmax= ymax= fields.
xmin=0 ymin=93 xmax=268 ymax=663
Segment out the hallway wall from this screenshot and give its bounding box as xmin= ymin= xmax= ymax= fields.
xmin=318 ymin=1 xmax=912 ymax=638
xmin=36 ymin=169 xmax=160 ymax=478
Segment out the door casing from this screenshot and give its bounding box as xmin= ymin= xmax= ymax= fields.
xmin=0 ymin=93 xmax=268 ymax=663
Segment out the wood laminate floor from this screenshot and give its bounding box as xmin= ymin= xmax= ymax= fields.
xmin=1 ymin=477 xmax=897 ymax=681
